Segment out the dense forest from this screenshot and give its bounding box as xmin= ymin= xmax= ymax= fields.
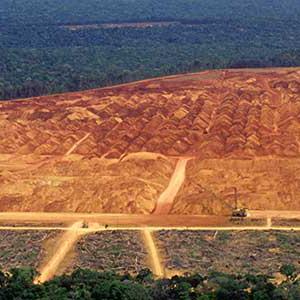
xmin=0 ymin=0 xmax=299 ymax=100
xmin=0 ymin=266 xmax=299 ymax=299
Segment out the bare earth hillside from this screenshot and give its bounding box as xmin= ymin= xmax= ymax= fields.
xmin=0 ymin=68 xmax=299 ymax=214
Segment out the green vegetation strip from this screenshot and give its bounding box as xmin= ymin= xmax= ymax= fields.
xmin=0 ymin=266 xmax=299 ymax=299
xmin=0 ymin=0 xmax=299 ymax=100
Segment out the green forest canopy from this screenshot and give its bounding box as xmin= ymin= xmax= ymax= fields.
xmin=0 ymin=266 xmax=299 ymax=300
xmin=0 ymin=0 xmax=299 ymax=100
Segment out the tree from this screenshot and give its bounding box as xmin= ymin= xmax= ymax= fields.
xmin=136 ymin=268 xmax=153 ymax=283
xmin=279 ymin=264 xmax=297 ymax=281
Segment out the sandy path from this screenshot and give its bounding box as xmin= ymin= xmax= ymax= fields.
xmin=65 ymin=133 xmax=91 ymax=156
xmin=250 ymin=210 xmax=300 ymax=219
xmin=0 ymin=212 xmax=299 ymax=227
xmin=142 ymin=229 xmax=164 ymax=277
xmin=1 ymin=225 xmax=300 ymax=232
xmin=152 ymin=158 xmax=190 ymax=214
xmin=35 ymin=221 xmax=84 ymax=283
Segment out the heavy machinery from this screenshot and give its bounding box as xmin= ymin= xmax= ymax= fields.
xmin=232 ymin=207 xmax=248 ymax=218
xmin=231 ymin=187 xmax=248 ymax=218
xmin=82 ymin=222 xmax=89 ymax=228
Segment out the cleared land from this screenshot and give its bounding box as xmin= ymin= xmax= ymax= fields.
xmin=1 ymin=227 xmax=299 ymax=281
xmin=0 ymin=156 xmax=174 ymax=213
xmin=172 ymin=158 xmax=300 ymax=214
xmin=0 ymin=230 xmax=57 ymax=271
xmin=155 ymin=230 xmax=300 ymax=276
xmin=67 ymin=230 xmax=148 ymax=274
xmin=0 ymin=69 xmax=300 ymax=282
xmin=0 ymin=68 xmax=300 ymax=214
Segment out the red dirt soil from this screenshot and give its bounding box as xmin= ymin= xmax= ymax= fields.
xmin=0 ymin=68 xmax=299 ymax=214
xmin=1 ymin=68 xmax=299 ymax=158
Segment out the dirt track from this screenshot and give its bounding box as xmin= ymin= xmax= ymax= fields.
xmin=250 ymin=210 xmax=300 ymax=219
xmin=35 ymin=221 xmax=84 ymax=283
xmin=0 ymin=212 xmax=229 ymax=226
xmin=1 ymin=226 xmax=300 ymax=232
xmin=0 ymin=211 xmax=299 ymax=227
xmin=141 ymin=229 xmax=164 ymax=277
xmin=152 ymin=158 xmax=190 ymax=214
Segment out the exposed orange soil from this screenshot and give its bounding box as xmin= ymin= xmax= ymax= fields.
xmin=0 ymin=68 xmax=300 ymax=214
xmin=0 ymin=211 xmax=300 ymax=227
xmin=2 ymin=68 xmax=299 ymax=158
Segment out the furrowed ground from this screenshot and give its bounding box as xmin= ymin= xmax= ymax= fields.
xmin=0 ymin=68 xmax=299 ymax=214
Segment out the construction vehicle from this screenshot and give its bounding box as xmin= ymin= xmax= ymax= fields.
xmin=231 ymin=187 xmax=248 ymax=218
xmin=232 ymin=207 xmax=248 ymax=218
xmin=82 ymin=222 xmax=89 ymax=228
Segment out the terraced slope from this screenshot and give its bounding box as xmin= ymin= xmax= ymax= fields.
xmin=1 ymin=68 xmax=299 ymax=158
xmin=0 ymin=68 xmax=299 ymax=213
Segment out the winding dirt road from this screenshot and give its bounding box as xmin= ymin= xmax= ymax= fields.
xmin=152 ymin=158 xmax=190 ymax=214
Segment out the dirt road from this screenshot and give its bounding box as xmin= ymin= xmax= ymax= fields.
xmin=1 ymin=225 xmax=300 ymax=232
xmin=0 ymin=212 xmax=230 ymax=227
xmin=250 ymin=210 xmax=300 ymax=219
xmin=142 ymin=229 xmax=164 ymax=277
xmin=152 ymin=158 xmax=190 ymax=214
xmin=0 ymin=211 xmax=299 ymax=227
xmin=35 ymin=221 xmax=84 ymax=283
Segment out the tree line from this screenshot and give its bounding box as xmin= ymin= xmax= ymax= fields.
xmin=0 ymin=265 xmax=299 ymax=299
xmin=0 ymin=0 xmax=299 ymax=100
